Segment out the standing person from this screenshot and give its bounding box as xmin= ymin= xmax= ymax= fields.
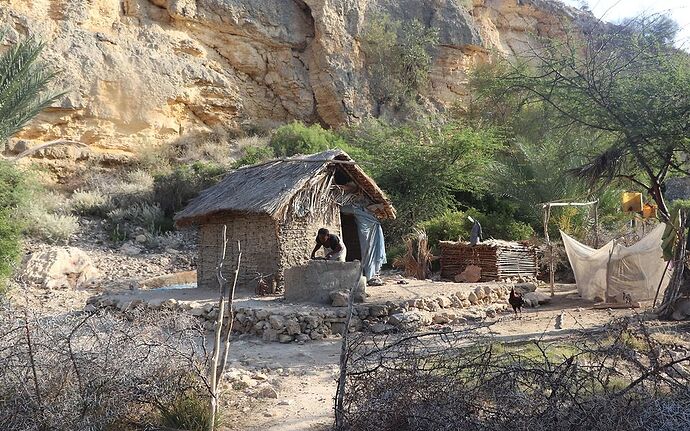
xmin=311 ymin=228 xmax=347 ymax=261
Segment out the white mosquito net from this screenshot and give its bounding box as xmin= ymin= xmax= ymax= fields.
xmin=560 ymin=224 xmax=670 ymax=301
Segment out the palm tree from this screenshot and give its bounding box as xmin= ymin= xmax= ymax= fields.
xmin=0 ymin=34 xmax=87 ymax=160
xmin=0 ymin=34 xmax=62 ymax=142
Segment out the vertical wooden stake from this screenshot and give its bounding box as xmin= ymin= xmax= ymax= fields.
xmin=334 ymin=263 xmax=361 ymax=429
xmin=208 ymin=227 xmax=241 ymax=431
xmin=544 ymin=204 xmax=555 ymax=297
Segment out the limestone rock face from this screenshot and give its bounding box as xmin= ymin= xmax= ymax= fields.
xmin=1 ymin=0 xmax=589 ymax=155
xmin=22 ymin=246 xmax=101 ymax=289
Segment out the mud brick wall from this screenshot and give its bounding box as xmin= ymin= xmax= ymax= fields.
xmin=198 ymin=215 xmax=280 ymax=289
xmin=277 ymin=208 xmax=340 ymax=282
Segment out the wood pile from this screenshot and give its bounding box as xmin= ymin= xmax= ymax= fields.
xmin=440 ymin=240 xmax=537 ymax=281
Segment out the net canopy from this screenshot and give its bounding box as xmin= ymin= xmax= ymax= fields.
xmin=560 ymin=224 xmax=670 ymax=301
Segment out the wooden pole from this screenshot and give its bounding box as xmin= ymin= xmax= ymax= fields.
xmin=543 ymin=204 xmax=555 ymax=297
xmin=594 ymin=203 xmax=600 ymax=248
xmin=208 ymin=225 xmax=229 ymax=431
xmin=334 ymin=263 xmax=362 ymax=429
xmin=653 ymin=260 xmax=671 ymax=308
xmin=218 ymin=241 xmax=241 ymax=380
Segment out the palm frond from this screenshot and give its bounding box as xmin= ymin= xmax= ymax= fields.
xmin=0 ymin=35 xmax=61 ymax=143
xmin=569 ymin=146 xmax=627 ymax=187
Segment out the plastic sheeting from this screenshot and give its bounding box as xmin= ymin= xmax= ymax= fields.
xmin=561 ymin=224 xmax=670 ymax=301
xmin=341 ymin=206 xmax=387 ymax=280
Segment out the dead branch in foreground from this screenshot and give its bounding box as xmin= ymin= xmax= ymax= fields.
xmin=337 ymin=317 xmax=690 ymax=431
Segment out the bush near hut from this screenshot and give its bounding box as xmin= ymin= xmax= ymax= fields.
xmin=269 ymin=121 xmax=349 ymax=157
xmin=153 ymin=161 xmax=226 ymax=218
xmin=420 ymin=209 xmax=534 ymax=248
xmin=341 ymin=119 xmax=502 ymax=242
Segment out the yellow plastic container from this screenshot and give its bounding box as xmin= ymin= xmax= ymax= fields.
xmin=642 ymin=203 xmax=657 ymax=219
xmin=622 ymin=192 xmax=643 ymax=213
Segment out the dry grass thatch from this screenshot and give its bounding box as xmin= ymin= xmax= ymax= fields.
xmin=174 ymin=150 xmax=395 ymax=225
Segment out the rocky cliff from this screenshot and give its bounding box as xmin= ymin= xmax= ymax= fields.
xmin=0 ymin=0 xmax=588 ymax=156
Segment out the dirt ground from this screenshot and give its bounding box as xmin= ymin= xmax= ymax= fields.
xmin=9 ymin=273 xmax=686 ymax=431
xmin=219 ymin=283 xmax=673 ymax=431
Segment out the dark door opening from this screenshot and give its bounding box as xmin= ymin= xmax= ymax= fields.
xmin=340 ymin=212 xmax=362 ymax=262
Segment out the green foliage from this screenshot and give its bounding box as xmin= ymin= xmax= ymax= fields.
xmin=153 ymin=162 xmax=225 ymax=218
xmin=159 ymin=394 xmax=220 ymax=431
xmin=472 ymin=14 xmax=690 ymax=219
xmin=362 ymin=14 xmax=439 ymax=109
xmin=233 ymin=145 xmax=274 ymax=168
xmin=0 ymin=162 xmax=28 ymax=287
xmin=106 ymin=203 xmax=172 ymax=235
xmin=419 ymin=211 xmax=469 ymax=245
xmin=420 ymin=209 xmax=534 ymax=247
xmin=269 ymin=121 xmax=347 ymax=157
xmin=0 ymin=34 xmax=61 ymax=143
xmin=342 ymin=119 xmax=502 ymax=240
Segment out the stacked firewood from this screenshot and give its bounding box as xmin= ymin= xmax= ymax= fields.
xmin=440 ymin=240 xmax=537 ymax=281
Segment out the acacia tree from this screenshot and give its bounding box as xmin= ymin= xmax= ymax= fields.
xmin=474 ymin=15 xmax=690 ymax=221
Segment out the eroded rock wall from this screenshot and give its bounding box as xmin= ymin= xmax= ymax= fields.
xmin=0 ymin=0 xmax=589 ymax=156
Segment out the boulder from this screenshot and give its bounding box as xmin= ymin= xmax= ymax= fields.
xmin=22 ymin=246 xmax=100 ymax=289
xmin=514 ymin=282 xmax=538 ymax=294
xmin=523 ymin=291 xmax=551 ymax=307
xmin=455 ymin=265 xmax=481 ymax=283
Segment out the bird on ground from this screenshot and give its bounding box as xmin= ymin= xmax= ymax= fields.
xmin=509 ymin=287 xmax=524 ymax=317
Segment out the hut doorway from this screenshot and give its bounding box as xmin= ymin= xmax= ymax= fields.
xmin=340 ymin=212 xmax=362 ymax=262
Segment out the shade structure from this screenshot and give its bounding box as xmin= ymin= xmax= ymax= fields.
xmin=560 ymin=224 xmax=670 ymax=302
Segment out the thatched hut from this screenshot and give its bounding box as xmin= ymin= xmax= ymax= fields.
xmin=175 ymin=150 xmax=396 ymax=289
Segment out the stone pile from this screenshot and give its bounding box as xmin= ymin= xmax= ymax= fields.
xmin=87 ymin=284 xmax=521 ymax=343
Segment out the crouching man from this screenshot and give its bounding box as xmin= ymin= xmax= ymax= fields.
xmin=311 ymin=228 xmax=347 ymax=262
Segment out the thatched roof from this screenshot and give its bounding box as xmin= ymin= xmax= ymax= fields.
xmin=174 ymin=149 xmax=396 ymax=225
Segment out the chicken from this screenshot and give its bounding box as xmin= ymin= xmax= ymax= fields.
xmin=509 ymin=287 xmax=524 ymax=317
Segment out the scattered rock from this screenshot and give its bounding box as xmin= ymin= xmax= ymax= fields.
xmin=135 ymin=234 xmax=147 ymax=243
xmin=120 ymin=243 xmax=142 ymax=256
xmin=523 ymin=291 xmax=551 ymax=307
xmin=330 ymin=290 xmax=349 ymax=307
xmin=455 ymin=265 xmax=481 ymax=283
xmin=371 ymin=322 xmax=395 ymax=334
xmin=269 ymin=315 xmax=286 ymax=330
xmin=278 ymin=334 xmax=294 ymax=343
xmin=369 ymin=304 xmax=388 ymax=317
xmin=256 ymin=385 xmax=279 ymax=399
xmin=514 ymin=282 xmax=537 ymax=294
xmin=467 ymin=292 xmax=478 ymax=305
xmin=285 ymin=318 xmax=301 ymax=335
xmin=331 ymin=322 xmax=346 ymax=335
xmin=278 ymin=399 xmax=293 ymax=406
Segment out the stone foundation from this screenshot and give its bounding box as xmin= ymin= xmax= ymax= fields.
xmin=87 ymin=284 xmax=514 ymax=343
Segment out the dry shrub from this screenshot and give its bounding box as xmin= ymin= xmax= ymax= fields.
xmin=24 ymin=211 xmax=79 ymax=243
xmin=0 ymin=305 xmax=213 ymax=430
xmin=393 ymin=229 xmax=432 ymax=279
xmin=338 ymin=318 xmax=690 ymax=431
xmin=69 ymin=189 xmax=111 ymax=216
